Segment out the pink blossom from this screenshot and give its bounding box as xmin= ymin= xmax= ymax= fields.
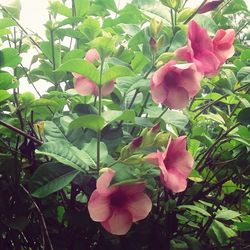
xmin=150 ymin=60 xmax=202 ymax=109
xmin=213 ymin=29 xmax=235 ymax=65
xmin=176 ymin=21 xmax=220 ymax=76
xmin=88 ymin=169 xmax=152 ymax=235
xmin=73 ymin=49 xmax=115 ymax=97
xmin=146 ymin=136 xmax=193 ymax=193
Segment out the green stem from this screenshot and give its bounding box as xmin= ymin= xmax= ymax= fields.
xmin=96 ymin=61 xmax=104 ymax=172
xmin=50 ymin=28 xmax=56 ymax=71
xmin=153 ymin=107 xmax=168 ymax=123
xmin=184 ymin=0 xmax=207 ymax=24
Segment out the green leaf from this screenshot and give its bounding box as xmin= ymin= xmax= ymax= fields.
xmin=0 ymin=18 xmax=15 ymax=29
xmin=0 ymin=48 xmax=21 ymax=68
xmin=0 ymin=71 xmax=16 ymax=90
xmin=237 ymin=107 xmax=250 ymax=126
xmin=62 ymin=49 xmax=84 ymax=63
xmin=178 ymin=205 xmax=211 ymax=217
xmin=169 ymin=30 xmax=187 ymax=52
xmin=177 ymin=8 xmax=195 ymax=22
xmin=69 ymin=115 xmax=106 ymax=132
xmin=79 ymin=17 xmax=101 ymax=41
xmin=36 ymin=140 xmax=95 ymax=172
xmin=223 ymin=0 xmax=247 ymax=14
xmin=237 ymin=67 xmax=250 ymax=81
xmin=102 ymin=110 xmax=135 ymax=123
xmin=222 ymin=180 xmax=237 ymax=194
xmin=215 ymin=210 xmax=241 ymax=220
xmin=90 ymin=36 xmax=116 ymax=60
xmin=194 ymin=14 xmax=218 ymax=35
xmin=131 ymin=52 xmax=150 ymax=73
xmin=57 ymin=59 xmax=99 ymax=83
xmin=44 ymin=121 xmax=67 ymax=141
xmin=74 ymin=0 xmax=89 ymax=17
xmin=0 ymin=90 xmax=11 ymax=102
xmin=209 ymin=220 xmax=237 ymax=245
xmin=40 ymin=41 xmax=61 ymax=69
xmin=102 ymin=65 xmax=135 ymax=85
xmin=49 ymin=1 xmax=71 ymax=17
xmin=30 ymin=162 xmax=79 ymax=198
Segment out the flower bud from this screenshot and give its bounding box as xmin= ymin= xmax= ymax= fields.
xmin=150 ymin=18 xmax=163 ymax=38
xmin=198 ymin=0 xmax=223 ymax=14
xmin=154 ymin=132 xmax=170 ymax=148
xmin=149 ymin=37 xmax=157 ymax=54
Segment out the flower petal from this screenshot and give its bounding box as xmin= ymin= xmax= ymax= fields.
xmin=163 ymin=85 xmax=189 ymax=109
xmin=164 ymin=168 xmax=188 ymax=193
xmin=74 ymin=77 xmax=96 ymax=96
xmin=127 ymin=193 xmax=152 ymax=222
xmin=88 ymin=190 xmax=112 ymax=222
xmin=85 ymin=48 xmax=100 ymax=63
xmin=101 ymin=209 xmax=133 ymax=235
xmin=96 ymin=169 xmax=116 ymax=191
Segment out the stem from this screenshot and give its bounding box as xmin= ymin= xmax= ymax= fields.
xmin=20 ymin=184 xmax=54 ymax=250
xmin=184 ymin=0 xmax=207 ymax=24
xmin=96 ymin=61 xmax=104 ymax=171
xmin=50 ymin=28 xmax=56 ymax=71
xmin=0 ymin=120 xmax=43 ymax=145
xmin=153 ymin=107 xmax=168 ymax=123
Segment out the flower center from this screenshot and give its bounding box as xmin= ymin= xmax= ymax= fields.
xmin=110 ymin=190 xmax=127 ymax=208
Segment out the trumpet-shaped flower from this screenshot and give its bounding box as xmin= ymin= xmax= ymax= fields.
xmin=150 ymin=60 xmax=201 ymax=109
xmin=146 ymin=136 xmax=193 ymax=193
xmin=88 ymin=169 xmax=152 ymax=235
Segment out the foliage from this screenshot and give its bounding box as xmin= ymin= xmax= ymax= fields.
xmin=0 ymin=0 xmax=249 ymax=249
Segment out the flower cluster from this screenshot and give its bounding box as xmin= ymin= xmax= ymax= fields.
xmin=151 ymin=20 xmax=235 ymax=109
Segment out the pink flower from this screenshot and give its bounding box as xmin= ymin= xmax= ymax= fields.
xmin=85 ymin=48 xmax=100 ymax=63
xmin=198 ymin=0 xmax=223 ymax=14
xmin=73 ymin=49 xmax=115 ymax=97
xmin=146 ymin=136 xmax=193 ymax=193
xmin=150 ymin=60 xmax=202 ymax=109
xmin=88 ymin=169 xmax=152 ymax=235
xmin=176 ymin=21 xmax=220 ymax=76
xmin=213 ymin=29 xmax=235 ymax=65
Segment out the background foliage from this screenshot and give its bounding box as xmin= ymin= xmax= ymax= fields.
xmin=0 ymin=0 xmax=250 ymax=249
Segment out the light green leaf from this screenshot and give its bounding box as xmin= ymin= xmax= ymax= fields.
xmin=216 ymin=210 xmax=241 ymax=220
xmin=69 ymin=114 xmax=106 ymax=132
xmin=0 ymin=90 xmax=11 ymax=102
xmin=179 ymin=205 xmax=211 ymax=217
xmin=57 ymin=59 xmax=99 ymax=83
xmin=0 ymin=48 xmax=21 ymax=68
xmin=102 ymin=110 xmax=135 ymax=123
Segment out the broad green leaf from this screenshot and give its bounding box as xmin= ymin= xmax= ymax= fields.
xmin=62 ymin=49 xmax=84 ymax=63
xmin=179 ymin=205 xmax=211 ymax=217
xmin=57 ymin=59 xmax=99 ymax=83
xmin=223 ymin=0 xmax=247 ymax=14
xmin=194 ymin=14 xmax=218 ymax=35
xmin=188 ymin=169 xmax=203 ymax=183
xmin=20 ymin=92 xmax=35 ymax=107
xmin=79 ymin=17 xmax=101 ymax=41
xmin=102 ymin=110 xmax=135 ymax=123
xmin=0 ymin=48 xmax=21 ymax=68
xmin=0 ymin=90 xmax=11 ymax=102
xmin=44 ymin=121 xmax=67 ymax=141
xmin=102 ymin=65 xmax=135 ymax=85
xmin=40 ymin=41 xmax=61 ymax=69
xmin=69 ymin=114 xmax=106 ymax=132
xmin=237 ymin=67 xmax=250 ymax=81
xmin=0 ymin=18 xmax=15 ymax=29
xmin=169 ymin=30 xmax=187 ymax=52
xmin=209 ymin=220 xmax=236 ymax=245
xmin=30 ymin=162 xmax=79 ymax=198
xmin=49 ymin=1 xmax=71 ymax=17
xmin=131 ymin=52 xmax=150 ymax=73
xmin=36 ymin=140 xmax=95 ymax=171
xmin=90 ymin=36 xmax=116 ymax=60
xmin=237 ymin=107 xmax=250 ymax=126
xmin=74 ymin=0 xmax=89 ymax=17
xmin=0 ymin=71 xmax=16 ymax=89
xmin=215 ymin=210 xmax=241 ymax=220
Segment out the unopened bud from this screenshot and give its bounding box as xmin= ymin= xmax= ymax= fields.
xmin=198 ymin=0 xmax=223 ymax=14
xmin=149 ymin=37 xmax=157 ymax=54
xmin=150 ymin=18 xmax=163 ymax=38
xmin=154 ymin=132 xmax=170 ymax=148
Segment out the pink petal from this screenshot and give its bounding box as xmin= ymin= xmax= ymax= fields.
xmin=172 ymin=63 xmax=202 ymax=97
xmin=163 ymin=85 xmax=189 ymax=109
xmin=85 ymin=48 xmax=100 ymax=63
xmin=145 ymin=152 xmax=160 ymax=166
xmin=150 ymin=80 xmax=168 ymax=104
xmin=164 ymin=168 xmax=188 ymax=193
xmin=101 ymin=81 xmax=115 ymax=96
xmin=88 ymin=190 xmax=112 ymax=222
xmin=194 ymin=50 xmax=220 ymax=76
xmin=119 ymin=182 xmax=146 ymax=195
xmin=74 ymin=77 xmax=96 ymax=96
xmin=175 ymin=45 xmax=193 ymax=62
xmin=101 ymin=208 xmax=133 ymax=235
xmin=126 ymin=193 xmax=152 ymax=222
xmin=96 ymin=169 xmax=116 ymax=191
